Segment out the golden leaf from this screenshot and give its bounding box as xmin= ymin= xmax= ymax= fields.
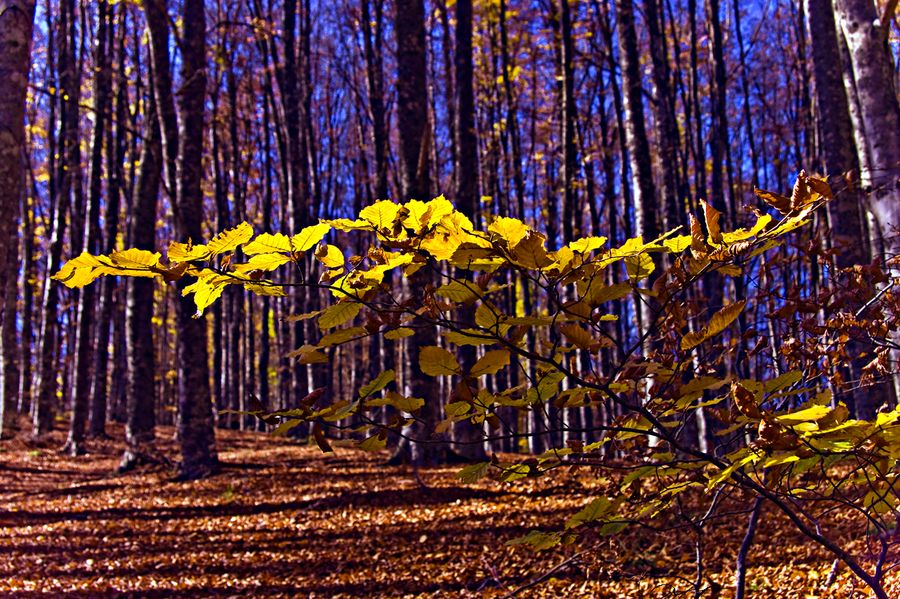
xmin=419 ymin=345 xmax=460 ymax=376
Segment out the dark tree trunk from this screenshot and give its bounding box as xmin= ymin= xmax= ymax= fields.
xmin=361 ymin=0 xmax=388 ymax=200
xmin=645 ymin=0 xmax=681 ymax=230
xmin=559 ymin=0 xmax=578 ymax=242
xmin=0 ymin=0 xmax=32 ymax=436
xmin=392 ymin=0 xmax=447 ymax=466
xmin=0 ymin=0 xmax=34 ymax=435
xmin=173 ymin=0 xmax=217 ymax=479
xmin=65 ymin=0 xmax=110 ymax=456
xmin=90 ymin=6 xmax=126 ymax=438
xmin=120 ymin=84 xmax=162 ymax=472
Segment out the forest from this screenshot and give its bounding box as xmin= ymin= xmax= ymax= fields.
xmin=1 ymin=0 xmax=900 ymax=596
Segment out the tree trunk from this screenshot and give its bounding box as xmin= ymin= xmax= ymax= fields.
xmin=833 ymin=0 xmax=900 ymax=257
xmin=90 ymin=6 xmax=126 ymax=438
xmin=451 ymin=0 xmax=486 ymax=462
xmin=64 ymin=0 xmax=110 ymax=456
xmin=807 ymin=0 xmax=868 ymax=266
xmin=559 ymin=0 xmax=578 ymax=242
xmin=120 ymin=84 xmax=162 ymax=472
xmin=0 ymin=0 xmax=35 ymax=437
xmin=173 ymin=0 xmax=217 ymax=479
xmin=645 ymin=0 xmax=681 ymax=230
xmin=361 ymin=0 xmax=388 ymax=200
xmin=391 ymin=0 xmax=448 ymax=466
xmin=0 ymin=0 xmax=32 ymax=436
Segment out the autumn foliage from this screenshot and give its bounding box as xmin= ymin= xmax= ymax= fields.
xmin=54 ymin=172 xmax=900 ymax=596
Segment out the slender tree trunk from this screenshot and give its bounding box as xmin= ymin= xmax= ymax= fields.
xmin=559 ymin=0 xmax=578 ymax=242
xmin=615 ymin=0 xmax=658 ymax=244
xmin=120 ymin=83 xmax=162 ymax=472
xmin=65 ymin=0 xmax=110 ymax=456
xmin=645 ymin=0 xmax=681 ymax=230
xmin=90 ymin=6 xmax=126 ymax=438
xmin=451 ymin=0 xmax=486 ymax=462
xmin=361 ymin=0 xmax=388 ymax=200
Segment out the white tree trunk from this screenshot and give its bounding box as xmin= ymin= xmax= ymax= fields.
xmin=833 ymin=0 xmax=900 ymax=257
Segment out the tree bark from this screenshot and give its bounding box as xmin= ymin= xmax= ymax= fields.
xmin=807 ymin=0 xmax=868 ymax=266
xmin=615 ymin=0 xmax=658 ymax=244
xmin=120 ymin=68 xmax=162 ymax=472
xmin=173 ymin=0 xmax=217 ymax=479
xmin=0 ymin=0 xmax=32 ymax=437
xmin=645 ymin=0 xmax=681 ymax=230
xmin=559 ymin=0 xmax=578 ymax=242
xmin=90 ymin=6 xmax=126 ymax=438
xmin=64 ymin=0 xmax=110 ymax=456
xmin=0 ymin=0 xmax=35 ymax=437
xmin=392 ymin=0 xmax=448 ymax=466
xmin=833 ymin=0 xmax=900 ymax=258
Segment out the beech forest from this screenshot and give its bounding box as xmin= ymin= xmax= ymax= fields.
xmin=2 ymin=0 xmax=900 ymax=596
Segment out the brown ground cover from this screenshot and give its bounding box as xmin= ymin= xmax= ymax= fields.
xmin=0 ymin=423 xmax=896 ymax=597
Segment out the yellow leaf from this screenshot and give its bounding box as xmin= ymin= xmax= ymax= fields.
xmin=625 ymin=253 xmax=654 ymax=282
xmin=680 ymin=330 xmax=706 ymax=350
xmin=359 ymin=369 xmax=395 ymax=397
xmin=435 ymin=280 xmax=482 ymax=303
xmin=329 ymin=218 xmax=372 ymax=231
xmin=488 ymin=216 xmax=529 ymax=248
xmin=701 ymin=200 xmax=723 ymax=244
xmin=419 ymin=345 xmax=460 ymax=376
xmin=663 ymin=235 xmax=692 ymax=253
xmin=470 ymin=349 xmax=510 ymax=376
xmin=360 ymin=200 xmax=402 ymax=229
xmin=182 ymin=277 xmax=228 ymax=316
xmin=384 ymin=327 xmax=415 ymax=340
xmin=318 ymin=326 xmax=367 ymax=347
xmin=233 ymin=253 xmax=291 ymax=273
xmin=207 ymin=222 xmax=253 ymax=255
xmin=722 ymin=214 xmax=772 ymax=244
xmin=358 ymin=434 xmax=387 ymax=451
xmin=776 ymin=405 xmax=832 ymax=424
xmin=246 ymin=283 xmax=287 ymax=297
xmin=681 ymin=300 xmax=746 ymax=350
xmin=291 ymin=223 xmax=331 ymax=252
xmin=707 ymin=300 xmax=746 ymax=337
xmin=109 ymin=248 xmax=161 ymax=269
xmin=168 ymin=240 xmax=210 ymax=261
xmin=52 ymin=252 xmax=110 ymax=288
xmin=315 ymin=244 xmax=344 ymax=268
xmin=475 ymin=302 xmax=503 ymax=329
xmin=509 ymin=231 xmax=553 ymax=269
xmin=583 ymin=282 xmax=631 ymax=307
xmin=755 ymin=187 xmax=792 ymax=215
xmin=318 ymin=301 xmax=361 ymax=330
xmin=560 ymin=323 xmax=593 ymax=349
xmin=568 ymin=236 xmax=607 ymax=253
xmin=443 ymin=329 xmax=492 ymax=345
xmin=243 ymin=232 xmax=292 ymax=255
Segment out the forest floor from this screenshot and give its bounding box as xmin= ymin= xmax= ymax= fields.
xmin=0 ymin=421 xmax=897 ymax=598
